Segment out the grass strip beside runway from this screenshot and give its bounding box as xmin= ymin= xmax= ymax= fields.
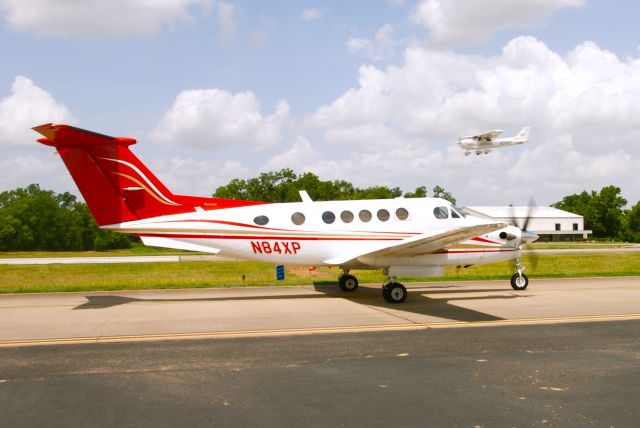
xmin=1 ymin=253 xmax=639 ymax=294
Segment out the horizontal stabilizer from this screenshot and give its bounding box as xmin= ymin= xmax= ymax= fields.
xmin=140 ymin=236 xmax=221 ymax=254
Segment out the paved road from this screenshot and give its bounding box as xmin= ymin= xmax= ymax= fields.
xmin=1 ymin=276 xmax=638 ymax=346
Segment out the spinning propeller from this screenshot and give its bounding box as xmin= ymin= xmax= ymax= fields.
xmin=507 ymin=200 xmax=540 ymax=272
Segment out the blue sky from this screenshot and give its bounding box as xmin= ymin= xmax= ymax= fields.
xmin=1 ymin=0 xmax=639 ymax=207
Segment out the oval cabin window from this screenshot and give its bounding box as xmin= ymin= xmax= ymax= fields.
xmin=254 ymin=215 xmax=269 ymax=225
xmin=377 ymin=209 xmax=390 ymax=222
xmin=322 ymin=211 xmax=336 ymax=224
xmin=341 ymin=210 xmax=354 ymax=223
xmin=291 ymin=212 xmax=305 ymax=225
xmin=359 ymin=210 xmax=372 ymax=222
xmin=396 ymin=207 xmax=409 ymax=220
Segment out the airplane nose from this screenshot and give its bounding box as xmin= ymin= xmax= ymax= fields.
xmin=521 ymin=230 xmax=539 ymax=244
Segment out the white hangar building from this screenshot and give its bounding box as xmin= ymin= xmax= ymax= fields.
xmin=463 ymin=206 xmax=592 ymax=242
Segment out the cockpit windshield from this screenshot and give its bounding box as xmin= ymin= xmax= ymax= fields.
xmin=450 ymin=205 xmax=466 ymax=218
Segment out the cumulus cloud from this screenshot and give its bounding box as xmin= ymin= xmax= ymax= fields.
xmin=215 ymin=1 xmax=236 ymax=47
xmin=0 ymin=0 xmax=210 ymax=38
xmin=0 ymin=154 xmax=79 ymax=195
xmin=311 ymin=36 xmax=640 ymax=143
xmin=150 ymin=88 xmax=290 ymax=150
xmin=306 ymin=36 xmax=640 ymax=204
xmin=411 ymin=0 xmax=584 ymax=47
xmin=150 ymin=156 xmax=249 ymax=196
xmin=347 ymin=24 xmax=397 ymax=61
xmin=0 ymin=155 xmax=57 ymax=185
xmin=260 ymin=137 xmax=353 ymax=183
xmin=300 ymin=8 xmax=327 ymax=21
xmin=0 ymin=76 xmax=76 ymax=148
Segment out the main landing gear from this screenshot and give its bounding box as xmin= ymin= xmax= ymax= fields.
xmin=510 ymin=258 xmax=529 ymax=290
xmin=339 ymin=269 xmax=408 ymax=303
xmin=382 ymin=278 xmax=407 ymax=304
xmin=338 ymin=271 xmax=359 ymax=292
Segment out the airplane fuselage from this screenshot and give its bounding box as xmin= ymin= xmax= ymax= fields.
xmin=458 ymin=127 xmax=530 ymax=155
xmin=458 ymin=138 xmax=525 ymax=155
xmin=106 ymin=197 xmax=522 ymax=273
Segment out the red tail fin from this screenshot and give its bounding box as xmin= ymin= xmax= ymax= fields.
xmin=34 ymin=123 xmax=264 ymax=226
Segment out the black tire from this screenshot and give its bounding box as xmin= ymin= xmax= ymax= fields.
xmin=382 ymin=284 xmax=391 ymax=301
xmin=339 ymin=274 xmax=359 ymax=292
xmin=510 ymin=273 xmax=529 ymax=290
xmin=383 ymin=283 xmax=407 ymax=303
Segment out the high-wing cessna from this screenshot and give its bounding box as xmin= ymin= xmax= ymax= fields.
xmin=34 ymin=123 xmax=538 ymax=303
xmin=459 ymin=127 xmax=530 ymax=156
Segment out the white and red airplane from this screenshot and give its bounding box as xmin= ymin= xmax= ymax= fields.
xmin=34 ymin=123 xmax=538 ymax=303
xmin=459 ymin=127 xmax=530 ymax=156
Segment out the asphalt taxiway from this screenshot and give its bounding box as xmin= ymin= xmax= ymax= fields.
xmin=0 ymin=276 xmax=638 ymax=346
xmin=1 ymin=319 xmax=639 ymax=427
xmin=1 ymin=277 xmax=639 ymax=427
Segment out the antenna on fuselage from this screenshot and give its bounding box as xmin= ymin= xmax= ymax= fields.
xmin=299 ymin=190 xmax=313 ymax=203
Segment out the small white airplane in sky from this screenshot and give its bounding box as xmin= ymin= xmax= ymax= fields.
xmin=34 ymin=123 xmax=538 ymax=304
xmin=459 ymin=127 xmax=531 ymax=156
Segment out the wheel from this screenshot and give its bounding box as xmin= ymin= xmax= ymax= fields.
xmin=382 ymin=283 xmax=407 ymax=303
xmin=510 ymin=273 xmax=529 ymax=290
xmin=339 ymin=274 xmax=359 ymax=292
xmin=382 ymin=283 xmax=391 ymax=301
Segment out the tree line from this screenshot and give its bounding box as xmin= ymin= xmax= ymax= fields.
xmin=212 ymin=168 xmax=457 ymax=204
xmin=552 ymin=185 xmax=640 ymax=241
xmin=0 ymin=184 xmax=135 ymax=251
xmin=1 ymin=172 xmax=639 ymax=251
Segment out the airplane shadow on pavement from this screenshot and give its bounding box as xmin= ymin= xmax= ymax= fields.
xmin=73 ymin=284 xmax=529 ymax=323
xmin=313 ymin=284 xmax=525 ymax=322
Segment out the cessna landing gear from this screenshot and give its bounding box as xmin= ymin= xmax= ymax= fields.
xmin=382 ymin=278 xmax=407 ymax=303
xmin=511 ymin=259 xmax=529 ymax=290
xmin=338 ymin=270 xmax=359 ymax=292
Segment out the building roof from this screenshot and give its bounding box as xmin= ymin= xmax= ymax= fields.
xmin=464 ymin=206 xmax=582 ymax=219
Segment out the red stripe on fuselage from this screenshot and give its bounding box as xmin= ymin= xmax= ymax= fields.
xmin=136 ymin=233 xmax=404 ymax=241
xmin=153 ymin=219 xmax=423 ymax=236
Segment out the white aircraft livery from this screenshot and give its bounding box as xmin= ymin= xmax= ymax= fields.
xmin=459 ymin=127 xmax=530 ymax=156
xmin=34 ymin=123 xmax=538 ymax=304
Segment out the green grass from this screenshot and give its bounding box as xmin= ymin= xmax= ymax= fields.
xmin=528 ymin=242 xmax=639 ymax=250
xmin=2 ymin=241 xmax=636 ymax=258
xmin=1 ymin=253 xmax=638 ymax=294
xmin=0 ymin=246 xmax=204 ymax=258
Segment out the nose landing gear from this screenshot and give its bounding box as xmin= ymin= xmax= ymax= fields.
xmin=511 ymin=259 xmax=529 ymax=290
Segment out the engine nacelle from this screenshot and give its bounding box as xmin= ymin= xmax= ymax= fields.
xmin=499 ymin=231 xmax=517 ymax=241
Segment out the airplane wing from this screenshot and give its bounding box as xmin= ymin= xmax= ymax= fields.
xmin=324 ymin=222 xmax=508 ymax=266
xmin=473 ymin=130 xmax=503 ymax=140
